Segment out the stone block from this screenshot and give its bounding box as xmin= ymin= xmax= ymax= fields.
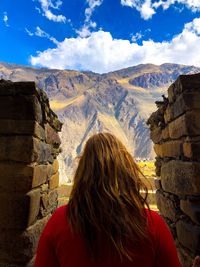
xmin=176 ymin=219 xmax=200 ymax=253
xmin=33 ymin=138 xmax=54 ymax=163
xmin=41 ymin=189 xmax=58 ymax=217
xmin=154 ymin=141 xmax=182 ymax=158
xmin=0 ymin=136 xmax=33 ymax=162
xmin=0 ymin=215 xmax=50 ymax=264
xmin=150 ymin=127 xmax=162 ymax=144
xmin=41 ymin=192 xmax=49 ymax=211
xmin=32 ymin=164 xmax=52 ymax=188
xmin=0 ymin=193 xmax=29 ymax=229
xmin=49 ymin=189 xmax=58 ymax=207
xmin=45 ymin=123 xmax=61 ymax=146
xmin=168 ymin=114 xmax=187 ymax=139
xmin=155 ymin=157 xmax=162 ymax=176
xmin=34 ymin=122 xmax=46 ymax=141
xmin=162 ymin=216 xmax=176 ymax=237
xmin=185 ymin=111 xmax=200 ymax=136
xmin=168 ymin=73 xmax=200 ymax=103
xmin=47 ymin=163 xmax=54 ymax=178
xmin=0 ymin=95 xmax=42 ymax=123
xmin=0 ymin=80 xmax=38 ymax=96
xmin=183 ymin=142 xmax=200 ymax=160
xmin=49 ymin=172 xmax=59 ymax=189
xmin=161 ymin=125 xmax=170 ymax=140
xmin=44 ymin=110 xmax=62 ymax=132
xmin=166 ymin=92 xmax=200 ymax=123
xmin=0 ymin=163 xmax=52 ymax=192
xmin=51 ymin=147 xmax=62 ymax=159
xmin=154 ymin=178 xmax=162 ymax=190
xmin=169 ymin=111 xmax=200 ymax=139
xmin=0 ymin=189 xmax=40 ymax=229
xmin=177 ymin=243 xmax=194 ymax=267
xmin=168 ymin=83 xmax=176 ymax=103
xmin=0 ymin=137 xmax=53 ymax=163
xmin=161 ymin=161 xmax=200 ymax=196
xmin=173 ymin=92 xmax=200 ymax=119
xmin=52 ymin=159 xmax=59 ymax=174
xmin=41 ymin=183 xmax=49 ymax=193
xmin=185 ymin=136 xmax=200 ymax=142
xmin=51 ymin=116 xmax=63 ymax=132
xmin=0 ymin=120 xmax=45 ymax=140
xmin=22 ymin=215 xmax=50 ymax=257
xmin=0 ymin=163 xmax=33 ymax=192
xmin=37 ymin=87 xmax=49 ymax=104
xmin=174 ymin=73 xmax=200 ymax=94
xmin=26 ymin=189 xmax=41 ymax=226
xmin=180 ymin=199 xmax=200 ymax=225
xmin=156 ymin=190 xmax=179 ymax=222
xmin=164 ymin=105 xmax=173 ymax=123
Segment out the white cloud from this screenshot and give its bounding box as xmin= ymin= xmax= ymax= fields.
xmin=76 ymin=26 xmax=92 ymax=38
xmin=76 ymin=0 xmax=103 ymax=37
xmin=35 ymin=6 xmax=41 ymax=13
xmin=121 ymin=0 xmax=135 ymax=7
xmin=121 ymin=0 xmax=200 ymax=20
xmin=26 ymin=26 xmax=58 ymax=44
xmin=25 ymin=28 xmax=34 ymax=36
xmin=131 ymin=32 xmax=143 ymax=42
xmin=141 ymin=0 xmax=155 ymax=19
xmin=30 ymin=17 xmax=200 ymax=73
xmin=121 ymin=0 xmax=155 ymax=19
xmin=37 ymin=0 xmax=66 ymax=22
xmin=77 ymin=21 xmax=98 ymax=38
xmin=153 ymin=0 xmax=200 ymax=11
xmin=85 ymin=0 xmax=103 ymax=22
xmin=3 ymin=12 xmax=9 ymax=27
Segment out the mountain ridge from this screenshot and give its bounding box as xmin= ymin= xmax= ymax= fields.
xmin=0 ymin=62 xmax=199 ymax=183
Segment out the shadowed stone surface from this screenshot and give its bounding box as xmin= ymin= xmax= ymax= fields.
xmin=180 ymin=199 xmax=200 ymax=225
xmin=148 ymin=73 xmax=200 ymax=267
xmin=176 ymin=220 xmax=200 ymax=253
xmin=156 ymin=190 xmax=180 ymax=222
xmin=161 ymin=161 xmax=200 ymax=196
xmin=0 ymin=80 xmax=62 ymax=267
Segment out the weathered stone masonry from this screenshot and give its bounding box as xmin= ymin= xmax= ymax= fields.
xmin=147 ymin=73 xmax=200 ymax=267
xmin=0 ymin=80 xmax=62 ymax=267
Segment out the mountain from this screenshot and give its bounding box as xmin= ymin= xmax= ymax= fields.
xmin=0 ymin=62 xmax=199 ymax=183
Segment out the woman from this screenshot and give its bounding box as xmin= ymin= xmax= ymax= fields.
xmin=35 ymin=132 xmax=199 ymax=267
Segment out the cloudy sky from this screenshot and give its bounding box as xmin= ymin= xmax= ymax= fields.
xmin=0 ymin=0 xmax=200 ymax=73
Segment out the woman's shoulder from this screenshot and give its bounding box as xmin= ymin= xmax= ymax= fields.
xmin=52 ymin=205 xmax=68 ymax=217
xmin=145 ymin=208 xmax=167 ymax=232
xmin=47 ymin=205 xmax=67 ymax=220
xmin=145 ymin=208 xmax=174 ymax=243
xmin=145 ymin=208 xmax=162 ymax=221
xmin=42 ymin=205 xmax=69 ymax=236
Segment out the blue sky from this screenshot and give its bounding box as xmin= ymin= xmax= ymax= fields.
xmin=0 ymin=0 xmax=200 ymax=73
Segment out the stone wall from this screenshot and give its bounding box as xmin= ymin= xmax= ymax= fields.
xmin=147 ymin=73 xmax=200 ymax=267
xmin=0 ymin=80 xmax=62 ymax=267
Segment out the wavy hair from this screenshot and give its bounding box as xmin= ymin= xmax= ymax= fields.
xmin=68 ymin=132 xmax=150 ymax=261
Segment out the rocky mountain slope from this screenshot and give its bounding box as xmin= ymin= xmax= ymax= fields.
xmin=0 ymin=62 xmax=199 ymax=183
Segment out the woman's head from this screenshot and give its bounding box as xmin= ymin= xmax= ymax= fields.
xmin=68 ymin=132 xmax=149 ymax=261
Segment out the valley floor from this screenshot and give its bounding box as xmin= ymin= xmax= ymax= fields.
xmin=57 ymin=161 xmax=158 ymax=211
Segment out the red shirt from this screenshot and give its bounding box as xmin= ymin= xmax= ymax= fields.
xmin=35 ymin=205 xmax=181 ymax=267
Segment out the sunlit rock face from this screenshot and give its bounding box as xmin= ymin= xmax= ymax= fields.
xmin=0 ymin=62 xmax=199 ymax=183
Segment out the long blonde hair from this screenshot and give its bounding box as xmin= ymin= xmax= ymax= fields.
xmin=68 ymin=132 xmax=149 ymax=261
